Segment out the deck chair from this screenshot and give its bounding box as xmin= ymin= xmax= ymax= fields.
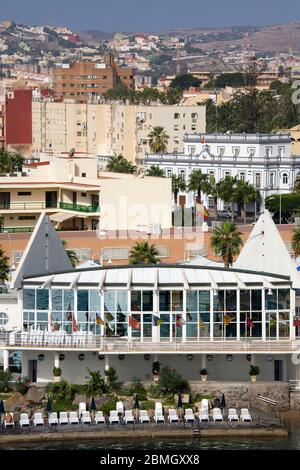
xmin=212 ymin=408 xmax=223 ymax=422
xmin=168 ymin=408 xmax=179 ymax=423
xmin=228 ymin=408 xmax=239 ymax=422
xmin=48 ymin=412 xmax=58 ymax=425
xmin=4 ymin=412 xmax=15 ymax=428
xmin=79 ymin=402 xmax=86 ymax=417
xmin=95 ymin=411 xmax=106 ymax=424
xmin=81 ymin=411 xmax=92 ymax=424
xmin=58 ymin=411 xmax=69 ymax=425
xmin=116 ymin=401 xmax=124 ymax=414
xmin=33 ymin=412 xmax=44 ymax=426
xmin=124 ymin=410 xmax=134 ymax=424
xmin=139 ymin=410 xmax=150 ymax=423
xmin=240 ymin=408 xmax=252 ymax=422
xmin=184 ymin=408 xmax=195 ymax=423
xmin=198 ymin=409 xmax=209 ymax=422
xmin=109 ymin=410 xmax=120 ymax=424
xmin=69 ymin=411 xmax=79 ymax=424
xmin=20 ymin=413 xmax=30 ymax=427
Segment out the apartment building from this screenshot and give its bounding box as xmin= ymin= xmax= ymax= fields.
xmin=31 ymin=100 xmax=206 ymax=163
xmin=0 ymin=153 xmax=172 ymax=233
xmin=53 ymin=54 xmax=134 ymax=100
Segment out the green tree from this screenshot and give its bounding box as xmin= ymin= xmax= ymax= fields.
xmin=292 ymin=227 xmax=300 ymax=258
xmin=171 ymin=174 xmax=186 ymax=205
xmin=217 ymin=176 xmax=239 ymax=223
xmin=104 ymin=84 xmax=134 ymax=103
xmin=235 ymin=180 xmax=260 ymax=224
xmin=85 ymin=369 xmax=105 ymax=396
xmin=214 ymin=72 xmax=245 ymax=88
xmin=170 ymin=73 xmax=201 ymax=91
xmin=0 ymin=245 xmax=9 ymax=283
xmin=148 ymin=126 xmax=169 ymax=154
xmin=104 ymin=367 xmax=119 ymax=392
xmin=0 ymin=150 xmax=24 ymax=173
xmin=188 ymin=169 xmax=210 ymax=200
xmin=107 ymin=154 xmax=136 ymax=174
xmin=158 ymin=366 xmax=190 ymax=394
xmin=129 ymin=241 xmax=161 ymax=265
xmin=146 ymin=165 xmax=165 ymax=177
xmin=294 ymin=174 xmax=300 ymax=192
xmin=62 ymin=240 xmax=79 ymax=267
xmin=211 ymin=221 xmax=243 ymax=268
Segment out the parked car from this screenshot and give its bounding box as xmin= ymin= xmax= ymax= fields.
xmin=217 ymin=209 xmax=232 ymax=219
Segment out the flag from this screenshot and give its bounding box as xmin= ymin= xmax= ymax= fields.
xmin=132 ymin=303 xmax=140 ymax=311
xmin=129 ymin=315 xmax=141 ymax=330
xmin=85 ymin=311 xmax=89 ymax=322
xmin=293 ymin=316 xmax=300 ymax=327
xmin=198 ymin=317 xmax=205 ymax=329
xmin=96 ymin=313 xmax=105 ymax=326
xmin=246 ymin=317 xmax=254 ymax=328
xmin=195 ymin=197 xmax=209 ymax=221
xmin=176 ymin=314 xmax=185 ymax=328
xmin=153 ymin=315 xmax=164 ymax=326
xmin=72 ymin=314 xmax=78 ymax=333
xmin=224 ymin=315 xmax=233 ymax=326
xmin=48 ymin=311 xmax=55 ymax=332
xmin=105 ymin=311 xmax=114 ymax=322
xmin=186 ymin=311 xmax=192 ymax=321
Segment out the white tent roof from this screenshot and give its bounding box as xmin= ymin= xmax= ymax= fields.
xmin=12 ymin=212 xmax=72 ymax=289
xmin=186 ymin=255 xmax=223 ymax=268
xmin=76 ymin=260 xmax=100 ymax=269
xmin=235 ymin=210 xmax=300 ymax=289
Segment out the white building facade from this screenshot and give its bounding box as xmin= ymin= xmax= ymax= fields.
xmin=145 ymin=133 xmax=300 ymax=210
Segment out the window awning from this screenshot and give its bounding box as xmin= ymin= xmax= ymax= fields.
xmin=49 ymin=213 xmax=77 ymax=223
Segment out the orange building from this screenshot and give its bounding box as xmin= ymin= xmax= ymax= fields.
xmin=53 ymin=54 xmax=134 ymax=100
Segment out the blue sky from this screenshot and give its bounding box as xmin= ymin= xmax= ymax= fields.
xmin=1 ymin=0 xmax=300 ymax=31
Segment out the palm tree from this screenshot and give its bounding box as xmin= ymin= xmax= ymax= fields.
xmin=106 ymin=154 xmax=136 ymax=174
xmin=235 ymin=180 xmax=260 ymax=224
xmin=211 ymin=221 xmax=243 ymax=268
xmin=217 ymin=176 xmax=238 ymax=223
xmin=205 ymin=175 xmax=219 ymax=218
xmin=0 ymin=150 xmax=24 ymax=173
xmin=188 ymin=170 xmax=210 ymax=201
xmin=148 ymin=126 xmax=169 ymax=154
xmin=62 ymin=240 xmax=79 ymax=267
xmin=294 ymin=174 xmax=300 ymax=192
xmin=292 ymin=227 xmax=300 ymax=258
xmin=146 ymin=165 xmax=165 ymax=177
xmin=129 ymin=241 xmax=161 ymax=265
xmin=0 ymin=245 xmax=9 ymax=283
xmin=172 ymin=174 xmax=186 ymax=205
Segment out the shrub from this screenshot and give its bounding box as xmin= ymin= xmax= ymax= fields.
xmin=140 ymin=400 xmax=155 ymax=410
xmin=0 ymin=370 xmax=12 ymax=393
xmin=104 ymin=367 xmax=120 ymax=392
xmin=100 ymin=397 xmax=118 ymax=416
xmin=147 ymin=384 xmax=162 ymax=399
xmin=158 ymin=366 xmax=190 ymax=395
xmin=51 ymin=399 xmax=77 ymax=413
xmin=15 ymin=376 xmax=31 ymax=395
xmin=118 ymin=386 xmax=132 ymax=397
xmin=45 ymin=380 xmax=73 ymax=401
xmin=52 ymin=367 xmax=62 ymax=377
xmin=249 ymin=365 xmax=260 ymax=376
xmin=85 ymin=369 xmax=105 ymax=396
xmin=127 ymin=378 xmax=147 ymax=401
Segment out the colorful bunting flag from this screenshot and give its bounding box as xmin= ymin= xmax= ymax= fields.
xmin=95 ymin=313 xmax=105 ymax=326
xmin=104 ymin=311 xmax=114 ymax=322
xmin=224 ymin=315 xmax=233 ymax=326
xmin=153 ymin=315 xmax=164 ymax=326
xmin=176 ymin=314 xmax=186 ymax=328
xmin=72 ymin=314 xmax=78 ymax=333
xmin=293 ymin=316 xmax=300 ymax=327
xmin=128 ymin=315 xmax=141 ymax=330
xmin=195 ymin=196 xmax=209 ymax=221
xmin=246 ymin=317 xmax=254 ymax=328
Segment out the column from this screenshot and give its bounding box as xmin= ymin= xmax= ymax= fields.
xmin=236 ymin=289 xmax=240 ymax=340
xmin=104 ymin=355 xmax=110 ymax=384
xmin=128 ymin=290 xmax=132 ymax=342
xmin=182 ymin=289 xmax=187 ymax=343
xmin=262 ymin=289 xmax=266 ymax=341
xmin=3 ymin=349 xmax=9 ymax=371
xmin=210 ymin=289 xmax=214 ymax=341
xmin=201 ymin=354 xmax=207 ymax=370
xmin=290 ymin=289 xmax=296 ymax=340
xmin=152 ymin=290 xmax=159 ymax=343
xmin=54 ymin=352 xmax=60 ymax=369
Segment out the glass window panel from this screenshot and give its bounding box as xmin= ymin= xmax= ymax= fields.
xmin=265 ymin=290 xmax=277 ymax=310
xmin=252 ymin=311 xmax=262 ymax=321
xmin=214 ymin=291 xmax=224 ymax=311
xmin=52 ymin=289 xmax=62 ymax=310
xmin=36 ymin=289 xmax=49 ymax=310
xmin=279 ymin=312 xmax=289 ymax=321
xmin=117 ymin=323 xmax=127 ymax=336
xmin=225 ymin=323 xmax=236 ymax=338
xmin=279 ymin=322 xmax=289 ymax=337
xmin=186 ymin=312 xmax=197 ymax=322
xmin=160 ymin=324 xmax=170 ymax=338
xmin=226 ymin=291 xmax=237 ymax=311
xmin=187 ymin=291 xmax=197 ymax=312
xmin=251 ymin=290 xmax=262 ymax=310
xmin=240 ymin=290 xmax=250 ymax=311
xmin=278 ymin=289 xmax=290 ymax=310
xmin=77 ymin=290 xmax=89 ymax=311
xmin=116 ymin=291 xmax=128 ymax=312
xmin=213 ymin=312 xmax=223 ymax=322
xmin=252 ymin=323 xmax=262 ymax=337
xmin=77 ymin=311 xmax=87 ymax=322
xmin=186 ymin=324 xmax=197 ymax=337
xmin=200 ymin=312 xmax=210 ymax=322
xmin=172 ymin=291 xmax=183 ymax=311
xmin=160 ymin=314 xmax=170 ymax=322
xmin=131 ymin=291 xmax=141 ymax=311
xmin=143 ymin=324 xmax=152 ymax=337
xmin=104 ymin=291 xmax=115 ymax=312
xmin=23 ymin=289 xmax=35 ymax=309
xmin=37 ymin=311 xmax=48 ymax=321
xmin=53 ymin=311 xmax=62 ymax=322
xmin=213 ymin=324 xmax=223 ymax=337
xmin=200 ymin=324 xmax=210 ymax=337
xmin=199 ymin=291 xmax=210 ymax=311
xmin=64 ymin=290 xmax=74 ymax=310
xmin=89 ymin=290 xmax=101 ymax=312
xmin=142 ymin=291 xmax=153 ymax=311
xmin=159 ymin=291 xmax=170 ymax=311
xmin=143 ymin=314 xmax=152 ymax=323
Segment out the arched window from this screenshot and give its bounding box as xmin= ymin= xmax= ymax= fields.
xmin=0 ymin=312 xmax=8 ymax=325
xmin=282 ymin=173 xmax=288 ymax=185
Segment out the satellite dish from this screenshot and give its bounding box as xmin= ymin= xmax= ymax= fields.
xmin=68 ymin=148 xmax=75 ymax=158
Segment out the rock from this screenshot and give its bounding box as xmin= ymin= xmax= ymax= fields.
xmin=26 ymin=387 xmax=45 ymax=403
xmin=72 ymin=394 xmax=87 ymax=406
xmin=4 ymin=392 xmax=29 ymax=412
xmin=94 ymin=396 xmax=110 ymax=408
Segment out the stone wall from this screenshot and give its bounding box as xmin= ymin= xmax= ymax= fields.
xmin=189 ymin=381 xmax=290 ymax=411
xmin=290 ymin=392 xmax=300 ymax=411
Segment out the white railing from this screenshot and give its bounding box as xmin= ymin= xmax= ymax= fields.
xmin=0 ymin=331 xmax=298 ymax=353
xmin=289 ymin=380 xmax=300 ymax=391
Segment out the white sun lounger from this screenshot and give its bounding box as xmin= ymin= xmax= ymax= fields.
xmin=69 ymin=411 xmax=79 ymax=424
xmin=59 ymin=411 xmax=69 ymax=425
xmin=228 ymin=408 xmax=239 ymax=422
xmin=200 ymin=399 xmax=209 ymax=411
xmin=198 ymin=409 xmax=209 ymax=422
xmin=184 ymin=408 xmax=195 ymax=423
xmin=48 ymin=412 xmax=58 ymax=425
xmin=4 ymin=413 xmax=15 ymax=428
xmin=212 ymin=408 xmax=223 ymax=422
xmin=109 ymin=410 xmax=120 ymax=424
xmin=155 ymin=402 xmax=163 ymax=414
xmin=139 ymin=410 xmax=150 ymax=423
xmin=240 ymin=408 xmax=252 ymax=422
xmin=20 ymin=413 xmax=30 ymax=427
xmin=33 ymin=412 xmax=44 ymax=426
xmin=116 ymin=401 xmax=124 ymax=414
xmin=168 ymin=408 xmax=179 ymax=423
xmin=79 ymin=402 xmax=86 ymax=417
xmin=81 ymin=411 xmax=92 ymax=424
xmin=95 ymin=411 xmax=106 ymax=424
xmin=154 ymin=411 xmax=165 ymax=423
xmin=124 ymin=410 xmax=135 ymax=424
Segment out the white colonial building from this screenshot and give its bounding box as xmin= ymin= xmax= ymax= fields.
xmin=145 ymin=132 xmax=300 ymax=210
xmin=1 ymin=212 xmax=300 ymax=385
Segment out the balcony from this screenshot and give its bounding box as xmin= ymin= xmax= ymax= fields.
xmin=0 ymin=201 xmax=100 ymax=213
